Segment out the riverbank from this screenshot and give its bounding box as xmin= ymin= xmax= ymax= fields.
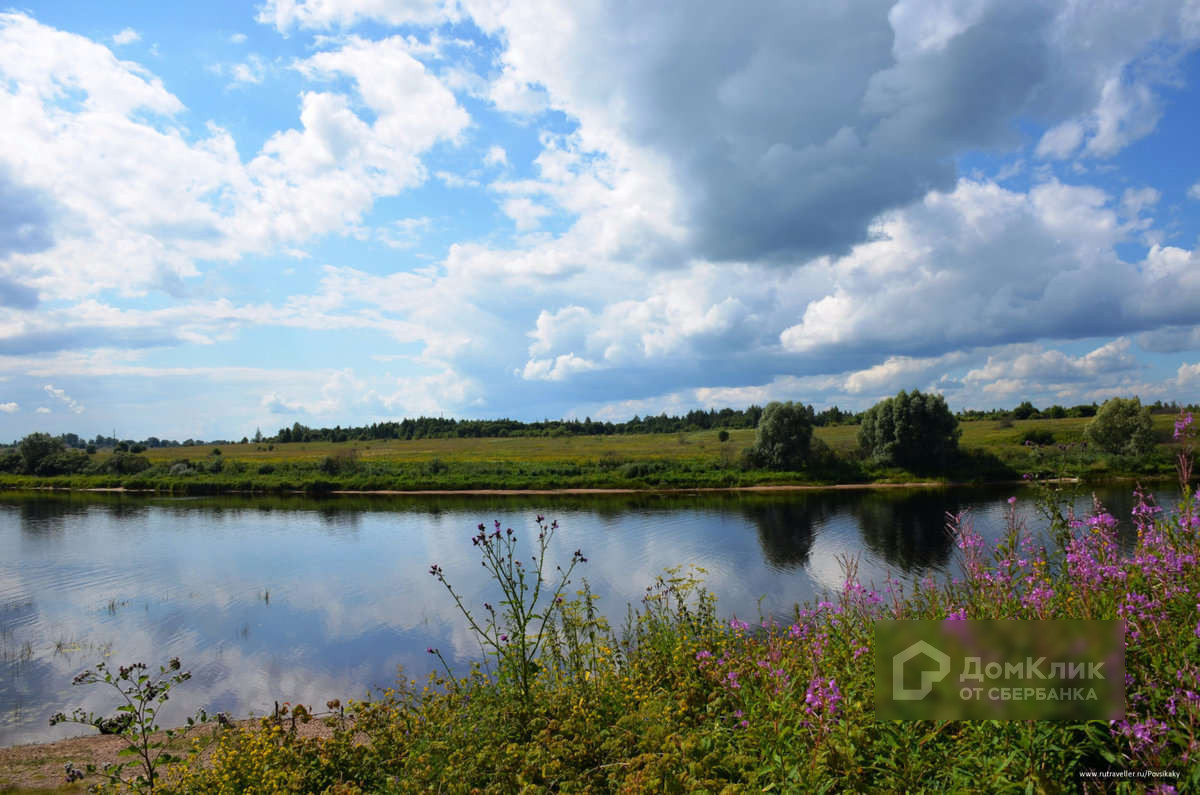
xmin=3 ymin=474 xmax=1195 ymax=792
xmin=0 ymin=416 xmax=1184 ymax=496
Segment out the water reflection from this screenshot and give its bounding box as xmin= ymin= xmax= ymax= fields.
xmin=0 ymin=482 xmax=1183 ymax=746
xmin=852 ymin=490 xmax=960 ymax=572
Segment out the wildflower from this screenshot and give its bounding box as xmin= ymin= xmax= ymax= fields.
xmin=695 ymin=650 xmax=712 ymax=660
xmin=1174 ymin=412 xmax=1193 ymax=441
xmin=500 ymin=634 xmax=508 ymax=643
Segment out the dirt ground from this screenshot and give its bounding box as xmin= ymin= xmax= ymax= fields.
xmin=0 ymin=715 xmax=343 ymax=791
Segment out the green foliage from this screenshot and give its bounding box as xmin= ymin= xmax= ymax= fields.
xmin=49 ymin=657 xmax=208 ymax=793
xmin=750 ymin=401 xmax=815 ymax=470
xmin=0 ymin=447 xmax=21 ymax=473
xmin=857 ymin=389 xmax=960 ymax=471
xmin=1084 ymin=396 xmax=1156 ymax=457
xmin=94 ymin=451 xmax=152 ymax=475
xmin=18 ymin=432 xmax=64 ymax=474
xmin=428 ymin=517 xmax=587 ymax=719
xmin=1012 ymin=400 xmax=1038 ymax=420
xmin=35 ymin=449 xmax=91 ymax=475
xmin=1020 ymin=428 xmax=1055 ymax=446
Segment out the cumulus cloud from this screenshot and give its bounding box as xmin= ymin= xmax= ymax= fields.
xmin=0 ymin=402 xmax=16 ymax=413
xmin=453 ymin=0 xmax=1200 ymax=263
xmin=0 ymin=15 xmax=469 ymax=301
xmin=777 ymin=179 xmax=1195 ymax=358
xmin=35 ymin=406 xmax=49 ymax=414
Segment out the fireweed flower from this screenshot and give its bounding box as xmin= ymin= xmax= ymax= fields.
xmin=1174 ymin=412 xmax=1193 ymax=441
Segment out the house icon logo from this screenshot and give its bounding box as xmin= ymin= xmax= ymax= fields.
xmin=892 ymin=640 xmax=951 ymax=700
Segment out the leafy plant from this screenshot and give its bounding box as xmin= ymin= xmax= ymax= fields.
xmin=50 ymin=657 xmax=208 ymax=793
xmin=428 ymin=516 xmax=587 ymax=718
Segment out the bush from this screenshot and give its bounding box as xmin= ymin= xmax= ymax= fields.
xmin=0 ymin=449 xmax=22 ymax=473
xmin=750 ymin=401 xmax=815 ymax=470
xmin=1021 ymin=429 xmax=1055 ymax=446
xmin=18 ymin=432 xmax=63 ymax=474
xmin=858 ymin=390 xmax=960 ymax=471
xmin=93 ymin=452 xmax=152 ymax=475
xmin=1083 ymin=397 xmax=1155 ymax=457
xmin=35 ymin=449 xmax=91 ymax=475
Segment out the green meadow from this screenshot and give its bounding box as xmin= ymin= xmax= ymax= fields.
xmin=0 ymin=414 xmax=1185 ymax=494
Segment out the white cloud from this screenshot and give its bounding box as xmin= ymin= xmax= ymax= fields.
xmin=521 ymin=353 xmax=598 ymax=382
xmin=0 ymin=402 xmax=16 ymax=413
xmin=0 ymin=15 xmax=470 ymax=302
xmin=501 ymin=197 xmax=550 ymax=231
xmin=111 ymin=28 xmax=140 ymax=46
xmin=35 ymin=406 xmax=49 ymax=414
xmin=230 ymin=54 xmax=265 ymax=84
xmin=44 ymin=384 xmax=84 ymax=413
xmin=484 ymin=145 xmax=507 ymax=167
xmin=229 ymin=32 xmax=247 ymax=44
xmin=1036 ymin=121 xmax=1085 ymax=159
xmin=1188 ymin=182 xmax=1200 ymax=200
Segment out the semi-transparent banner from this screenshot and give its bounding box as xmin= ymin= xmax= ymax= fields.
xmin=875 ymin=620 xmax=1125 ymax=720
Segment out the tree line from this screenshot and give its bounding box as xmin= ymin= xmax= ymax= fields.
xmin=6 ymin=397 xmax=1195 ymax=457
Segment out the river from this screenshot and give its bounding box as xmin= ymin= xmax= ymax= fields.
xmin=0 ymin=481 xmax=1183 ymax=745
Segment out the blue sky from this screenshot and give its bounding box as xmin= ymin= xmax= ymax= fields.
xmin=1 ymin=0 xmax=1199 ymax=441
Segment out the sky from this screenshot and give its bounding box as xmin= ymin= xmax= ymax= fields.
xmin=1 ymin=0 xmax=1199 ymax=442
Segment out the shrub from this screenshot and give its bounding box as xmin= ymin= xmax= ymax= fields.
xmin=1020 ymin=429 xmax=1055 ymax=446
xmin=718 ymin=429 xmax=730 ymax=443
xmin=1083 ymin=397 xmax=1155 ymax=457
xmin=858 ymin=389 xmax=960 ymax=471
xmin=36 ymin=449 xmax=91 ymax=475
xmin=18 ymin=432 xmax=63 ymax=474
xmin=93 ymin=452 xmax=152 ymax=475
xmin=750 ymin=401 xmax=816 ymax=470
xmin=320 ymin=448 xmax=359 ymax=476
xmin=0 ymin=448 xmax=21 ymax=473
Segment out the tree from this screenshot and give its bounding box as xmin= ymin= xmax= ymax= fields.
xmin=1083 ymin=397 xmax=1155 ymax=457
xmin=751 ymin=401 xmax=816 ymax=470
xmin=858 ymin=390 xmax=960 ymax=471
xmin=18 ymin=432 xmax=64 ymax=474
xmin=1012 ymin=401 xmax=1038 ymax=420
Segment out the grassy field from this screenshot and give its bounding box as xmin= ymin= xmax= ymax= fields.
xmin=137 ymin=414 xmax=1168 ymax=466
xmin=0 ymin=414 xmax=1185 ymax=495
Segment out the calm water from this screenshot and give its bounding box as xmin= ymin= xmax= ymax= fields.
xmin=0 ymin=482 xmax=1182 ymax=745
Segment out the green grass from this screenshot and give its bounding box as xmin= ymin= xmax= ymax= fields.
xmin=2 ymin=416 xmax=1187 ymax=495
